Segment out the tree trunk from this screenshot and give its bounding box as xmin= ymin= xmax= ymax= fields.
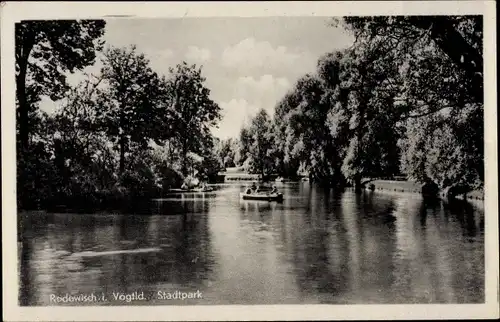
xmin=16 ymin=29 xmax=36 ymax=154
xmin=17 ymin=58 xmax=29 ymax=152
xmin=119 ymin=134 xmax=125 ymax=174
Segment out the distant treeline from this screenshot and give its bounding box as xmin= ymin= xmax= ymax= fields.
xmin=16 ymin=16 xmax=483 ymax=211
xmin=216 ymin=16 xmax=483 ymax=199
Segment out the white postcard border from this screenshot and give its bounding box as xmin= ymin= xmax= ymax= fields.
xmin=2 ymin=1 xmax=498 ymax=321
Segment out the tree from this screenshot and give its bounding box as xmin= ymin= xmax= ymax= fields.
xmin=340 ymin=16 xmax=483 ymax=192
xmin=97 ymin=45 xmax=167 ymax=174
xmin=273 ymin=68 xmax=346 ymax=185
xmin=341 ymin=16 xmax=483 ymax=104
xmin=269 ymin=33 xmax=407 ymax=188
xmin=273 ymin=91 xmax=303 ymax=177
xmin=335 ymin=43 xmax=403 ymax=188
xmin=54 ymin=74 xmax=106 ymax=159
xmin=246 ymin=109 xmax=275 ymax=177
xmin=398 ymin=106 xmax=483 ymax=197
xmin=15 ymin=19 xmax=106 ymax=151
xmin=296 ymin=73 xmax=343 ymax=184
xmin=197 ymin=138 xmax=224 ymax=182
xmin=166 ymin=62 xmax=222 ymax=176
xmin=217 ymin=138 xmax=237 ymax=168
xmin=16 ymin=118 xmax=60 ymax=209
xmin=235 ymin=127 xmax=252 ymax=167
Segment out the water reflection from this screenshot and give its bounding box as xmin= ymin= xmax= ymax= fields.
xmin=19 ymin=185 xmax=484 ymax=305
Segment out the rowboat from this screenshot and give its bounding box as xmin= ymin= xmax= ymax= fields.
xmin=240 ymin=192 xmax=284 ymax=202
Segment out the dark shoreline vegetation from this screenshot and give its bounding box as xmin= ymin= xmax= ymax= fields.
xmin=16 ymin=17 xmax=484 ymax=213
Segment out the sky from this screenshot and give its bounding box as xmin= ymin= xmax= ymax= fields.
xmin=40 ymin=17 xmax=354 ymax=140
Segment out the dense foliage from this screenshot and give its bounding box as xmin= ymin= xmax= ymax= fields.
xmin=17 ymin=16 xmax=483 ymax=210
xmin=16 ymin=21 xmax=222 ymax=210
xmin=224 ymin=16 xmax=483 ymax=197
xmin=16 ymin=20 xmax=107 ymax=151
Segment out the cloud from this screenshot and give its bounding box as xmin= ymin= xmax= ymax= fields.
xmin=232 ymin=74 xmax=291 ymax=114
xmin=236 ymin=74 xmax=290 ymax=94
xmin=185 ymin=46 xmax=211 ymax=63
xmin=221 ymin=37 xmax=313 ymax=76
xmin=155 ymin=48 xmax=175 ymax=60
xmin=212 ymin=99 xmax=260 ymax=140
xmin=212 ymin=75 xmax=292 ymax=139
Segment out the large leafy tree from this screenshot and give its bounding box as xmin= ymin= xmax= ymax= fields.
xmin=97 ymin=45 xmax=167 ymax=174
xmin=273 ymin=91 xmax=303 ymax=177
xmin=290 ymin=74 xmax=338 ymax=183
xmin=15 ymin=19 xmax=106 ymax=151
xmin=269 ymin=64 xmax=345 ymax=184
xmin=196 ymin=137 xmax=224 ymax=182
xmin=235 ymin=16 xmax=483 ymax=194
xmin=217 ymin=138 xmax=237 ymax=168
xmin=333 ymin=38 xmax=403 ymax=188
xmin=342 ymin=16 xmax=483 ymax=104
xmin=166 ymin=62 xmax=221 ymax=176
xmin=246 ymin=109 xmax=275 ymax=177
xmin=270 ymin=47 xmax=402 ymax=187
xmin=338 ymin=16 xmax=483 ymax=192
xmin=51 ymin=75 xmax=118 ymax=194
xmin=54 ymin=75 xmax=106 ymax=160
xmin=235 ymin=127 xmax=252 ymax=167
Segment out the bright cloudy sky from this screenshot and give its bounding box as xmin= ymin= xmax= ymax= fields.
xmin=40 ymin=17 xmax=354 ymax=140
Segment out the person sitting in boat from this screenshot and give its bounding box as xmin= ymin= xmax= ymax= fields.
xmin=245 ymin=182 xmax=256 ymax=194
xmin=271 ymin=185 xmax=278 ymax=194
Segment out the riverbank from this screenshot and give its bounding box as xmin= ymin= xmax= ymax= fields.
xmin=366 ymin=179 xmax=484 ymax=201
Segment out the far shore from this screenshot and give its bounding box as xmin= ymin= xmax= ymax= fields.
xmin=362 ymin=179 xmax=484 ymax=201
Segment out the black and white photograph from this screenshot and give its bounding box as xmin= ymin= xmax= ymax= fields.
xmin=2 ymin=1 xmax=498 ymax=321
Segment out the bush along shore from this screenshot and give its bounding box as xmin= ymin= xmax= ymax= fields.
xmin=18 ymin=166 xmax=220 ymax=213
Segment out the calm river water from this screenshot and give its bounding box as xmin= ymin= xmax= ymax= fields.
xmin=18 ymin=183 xmax=484 ymax=305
